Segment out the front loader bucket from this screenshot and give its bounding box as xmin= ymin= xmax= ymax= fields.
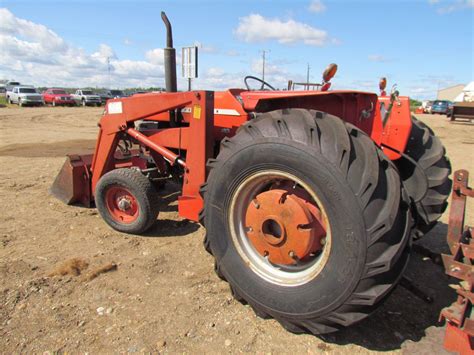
xmin=50 ymin=154 xmax=93 ymax=207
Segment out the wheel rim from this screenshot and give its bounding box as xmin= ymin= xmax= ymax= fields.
xmin=229 ymin=170 xmax=331 ymax=287
xmin=105 ymin=185 xmax=139 ymax=224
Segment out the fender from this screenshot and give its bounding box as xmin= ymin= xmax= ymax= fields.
xmin=240 ymin=90 xmax=383 ymax=142
xmin=379 ymin=96 xmax=413 ymax=160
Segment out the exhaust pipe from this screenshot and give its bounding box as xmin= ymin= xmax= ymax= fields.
xmin=161 ymin=11 xmax=177 ymax=92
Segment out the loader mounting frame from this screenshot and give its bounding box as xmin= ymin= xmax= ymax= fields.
xmin=51 ymin=91 xmax=214 ymax=221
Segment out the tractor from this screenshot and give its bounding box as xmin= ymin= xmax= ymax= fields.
xmin=51 ymin=12 xmax=451 ymax=334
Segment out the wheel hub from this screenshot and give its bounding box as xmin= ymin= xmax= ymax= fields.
xmin=117 ymin=197 xmax=132 ymax=211
xmin=105 ymin=186 xmax=139 ymax=223
xmin=245 ymin=188 xmax=326 ymax=265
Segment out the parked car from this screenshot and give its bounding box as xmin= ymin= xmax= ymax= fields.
xmin=5 ymin=81 xmax=21 ymax=102
xmin=98 ymin=89 xmax=126 ymax=104
xmin=71 ymin=89 xmax=102 ymax=107
xmin=423 ymin=100 xmax=433 ymax=114
xmin=5 ymin=80 xmax=21 ymax=93
xmin=431 ymin=100 xmax=452 ymax=115
xmin=42 ymin=88 xmax=76 ymax=106
xmin=8 ymin=86 xmax=44 ymax=106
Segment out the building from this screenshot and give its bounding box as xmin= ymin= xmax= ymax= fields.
xmin=437 ymin=84 xmax=465 ymax=101
xmin=453 ymin=82 xmax=474 ymax=102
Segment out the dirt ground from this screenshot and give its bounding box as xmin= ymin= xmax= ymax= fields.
xmin=0 ymin=106 xmax=473 ymax=354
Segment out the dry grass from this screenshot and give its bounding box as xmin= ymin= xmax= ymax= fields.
xmin=82 ymin=262 xmax=117 ymax=282
xmin=48 ymin=258 xmax=89 ymax=277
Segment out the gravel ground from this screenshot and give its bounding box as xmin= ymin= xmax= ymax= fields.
xmin=0 ymin=106 xmax=472 ymax=353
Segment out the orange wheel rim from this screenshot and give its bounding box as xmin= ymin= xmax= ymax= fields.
xmin=245 ymin=187 xmax=327 ymax=265
xmin=105 ymin=186 xmax=139 ymax=224
xmin=229 ymin=170 xmax=332 ymax=286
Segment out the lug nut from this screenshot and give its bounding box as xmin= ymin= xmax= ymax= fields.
xmin=252 ymin=199 xmax=260 ymax=209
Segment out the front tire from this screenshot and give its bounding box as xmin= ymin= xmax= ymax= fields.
xmin=201 ymin=109 xmax=411 ymax=334
xmin=95 ymin=168 xmax=159 ymax=234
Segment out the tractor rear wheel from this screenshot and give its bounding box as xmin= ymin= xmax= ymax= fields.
xmin=95 ymin=168 xmax=159 ymax=234
xmin=396 ymin=116 xmax=452 ymax=238
xmin=201 ymin=109 xmax=411 ymax=334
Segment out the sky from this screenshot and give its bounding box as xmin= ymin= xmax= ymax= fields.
xmin=0 ymin=0 xmax=472 ymax=100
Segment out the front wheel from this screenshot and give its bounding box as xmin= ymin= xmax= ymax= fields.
xmin=95 ymin=168 xmax=159 ymax=234
xmin=201 ymin=109 xmax=411 ymax=334
xmin=18 ymin=99 xmax=23 ymax=107
xmin=82 ymin=99 xmax=86 ymax=107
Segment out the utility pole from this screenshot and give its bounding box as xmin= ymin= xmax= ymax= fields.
xmin=306 ymin=63 xmax=310 ymax=90
xmin=261 ymin=50 xmax=269 ymax=83
xmin=107 ymin=56 xmax=111 ymax=88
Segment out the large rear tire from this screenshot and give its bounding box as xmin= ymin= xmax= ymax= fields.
xmin=396 ymin=116 xmax=452 ymax=238
xmin=95 ymin=168 xmax=159 ymax=234
xmin=201 ymin=109 xmax=411 ymax=334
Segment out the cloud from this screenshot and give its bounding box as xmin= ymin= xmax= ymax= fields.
xmin=91 ymin=44 xmax=117 ymax=62
xmin=193 ymin=67 xmax=243 ymax=90
xmin=0 ymin=8 xmax=166 ymax=88
xmin=235 ymin=14 xmax=330 ymax=46
xmin=308 ymin=0 xmax=326 ymax=13
xmin=225 ymin=49 xmax=240 ymax=57
xmin=403 ymin=74 xmax=460 ymax=99
xmin=429 ymin=0 xmax=473 ymax=13
xmin=194 ymin=41 xmax=218 ymax=53
xmin=0 ymin=8 xmax=67 ymax=52
xmin=368 ymin=54 xmax=390 ymax=63
xmin=251 ymin=58 xmax=287 ymax=76
xmin=123 ymin=38 xmax=133 ymax=46
xmin=351 ymin=80 xmax=377 ymax=90
xmin=144 ymin=48 xmax=165 ymax=65
xmin=193 ymin=42 xmax=240 ymax=57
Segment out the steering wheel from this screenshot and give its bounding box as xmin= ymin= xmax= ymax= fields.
xmin=244 ymin=76 xmax=276 ymax=91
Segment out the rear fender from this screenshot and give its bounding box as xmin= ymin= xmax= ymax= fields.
xmin=241 ymin=91 xmax=383 ymax=143
xmin=379 ymin=96 xmax=413 ymax=160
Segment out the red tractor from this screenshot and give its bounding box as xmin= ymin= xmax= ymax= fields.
xmin=51 ymin=12 xmax=451 ymax=334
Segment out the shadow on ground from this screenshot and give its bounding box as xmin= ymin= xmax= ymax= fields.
xmin=450 ymin=120 xmax=474 ymax=126
xmin=143 ymin=219 xmax=200 ymax=238
xmin=143 ymin=183 xmax=201 ymax=238
xmin=319 ymin=222 xmax=455 ymax=351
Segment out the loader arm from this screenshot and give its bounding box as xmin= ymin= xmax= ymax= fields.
xmin=52 ymin=91 xmax=214 ymax=221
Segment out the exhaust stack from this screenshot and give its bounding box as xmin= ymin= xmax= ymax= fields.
xmin=161 ymin=11 xmax=177 ymax=92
